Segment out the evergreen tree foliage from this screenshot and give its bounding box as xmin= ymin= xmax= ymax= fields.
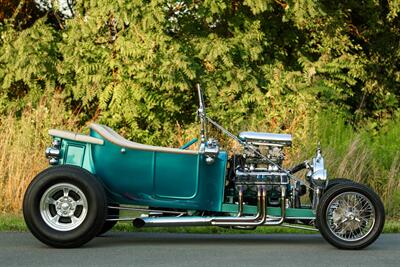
xmin=0 ymin=0 xmax=399 ymax=145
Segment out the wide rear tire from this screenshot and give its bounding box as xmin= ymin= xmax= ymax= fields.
xmin=316 ymin=183 xmax=385 ymax=249
xmin=23 ymin=165 xmax=107 ymax=248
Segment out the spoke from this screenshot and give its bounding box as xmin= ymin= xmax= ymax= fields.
xmin=359 ymin=205 xmax=373 ymax=214
xmin=352 ymin=196 xmax=362 ymax=210
xmin=336 ymin=199 xmax=345 ymax=208
xmin=360 ymin=217 xmax=370 ymax=224
xmin=45 ymin=198 xmax=56 ymax=205
xmin=50 ymin=214 xmax=60 ymax=224
xmin=340 ymin=218 xmax=348 ymax=225
xmin=75 ymin=199 xmax=83 ymax=206
xmin=71 ymin=216 xmax=79 ymax=224
xmin=63 ymin=187 xmax=70 ymax=197
xmin=358 ymin=201 xmax=370 ymax=212
xmin=341 ymin=196 xmax=349 ymax=208
xmin=349 ymin=228 xmax=355 ymax=239
xmin=349 ymin=196 xmax=357 ymax=209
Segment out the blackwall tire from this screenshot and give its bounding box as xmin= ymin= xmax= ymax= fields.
xmin=325 ymin=178 xmax=354 ymax=191
xmin=23 ymin=165 xmax=107 ymax=248
xmin=316 ymin=183 xmax=385 ymax=249
xmin=309 ymin=178 xmax=355 ymax=203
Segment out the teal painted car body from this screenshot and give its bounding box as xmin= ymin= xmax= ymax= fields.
xmin=51 ymin=129 xmax=228 ymax=212
xmin=47 ymin=125 xmax=318 ymax=219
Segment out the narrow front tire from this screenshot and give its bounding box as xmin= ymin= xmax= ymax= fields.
xmin=316 ymin=183 xmax=385 ymax=249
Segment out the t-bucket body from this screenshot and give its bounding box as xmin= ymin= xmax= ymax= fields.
xmin=48 ymin=124 xmax=228 ymax=212
xmin=45 ymin=124 xmax=317 ymax=220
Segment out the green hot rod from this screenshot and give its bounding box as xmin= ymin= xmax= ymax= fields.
xmin=23 ymin=85 xmax=385 ymax=249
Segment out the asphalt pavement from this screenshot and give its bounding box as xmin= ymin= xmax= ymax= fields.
xmin=0 ymin=232 xmax=398 ymax=267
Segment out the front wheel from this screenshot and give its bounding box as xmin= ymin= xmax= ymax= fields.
xmin=23 ymin=165 xmax=107 ymax=248
xmin=316 ymin=183 xmax=385 ymax=249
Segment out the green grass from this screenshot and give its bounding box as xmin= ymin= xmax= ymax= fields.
xmin=2 ymin=213 xmax=399 ymax=234
xmin=0 ymin=214 xmax=27 ymax=232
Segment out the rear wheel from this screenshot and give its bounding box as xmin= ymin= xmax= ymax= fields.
xmin=23 ymin=165 xmax=107 ymax=248
xmin=316 ymin=183 xmax=385 ymax=249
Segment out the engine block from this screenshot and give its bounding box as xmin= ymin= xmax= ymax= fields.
xmin=234 ymin=131 xmax=292 ymax=185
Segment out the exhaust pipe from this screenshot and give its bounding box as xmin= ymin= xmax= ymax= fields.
xmin=133 ymin=186 xmax=287 ymax=228
xmin=236 ymin=185 xmax=244 ymax=217
xmin=262 ymin=186 xmax=286 ymax=225
xmin=133 ymin=216 xmax=213 ymax=228
xmin=211 ymin=185 xmax=267 ymax=226
xmin=210 ymin=186 xmax=286 ymax=226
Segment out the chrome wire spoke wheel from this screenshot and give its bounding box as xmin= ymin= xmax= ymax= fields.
xmin=39 ymin=183 xmax=88 ymax=231
xmin=326 ymin=192 xmax=375 ymax=242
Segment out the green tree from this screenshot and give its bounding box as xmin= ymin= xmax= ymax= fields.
xmin=1 ymin=0 xmax=399 ymax=144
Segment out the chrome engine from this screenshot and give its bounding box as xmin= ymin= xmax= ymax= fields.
xmin=235 ymin=131 xmax=292 ymax=184
xmin=225 ymin=130 xmax=328 ymax=211
xmin=226 ymin=131 xmax=293 ymax=207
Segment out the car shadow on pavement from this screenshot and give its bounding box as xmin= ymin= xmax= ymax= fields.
xmin=89 ymin=233 xmax=326 ymax=248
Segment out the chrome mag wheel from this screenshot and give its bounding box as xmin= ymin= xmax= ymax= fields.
xmin=326 ymin=192 xmax=375 ymax=242
xmin=40 ymin=183 xmax=88 ymax=231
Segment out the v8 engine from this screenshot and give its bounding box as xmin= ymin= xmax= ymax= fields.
xmin=226 ymin=131 xmax=306 ymax=208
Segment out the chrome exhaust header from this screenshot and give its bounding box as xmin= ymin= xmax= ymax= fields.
xmin=211 ymin=185 xmax=267 ymax=226
xmin=132 ymin=185 xmax=287 ymax=228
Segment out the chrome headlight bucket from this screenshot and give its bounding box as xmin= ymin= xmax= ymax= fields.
xmin=307 ymin=147 xmax=328 ymax=188
xmin=45 ymin=139 xmax=61 ymax=165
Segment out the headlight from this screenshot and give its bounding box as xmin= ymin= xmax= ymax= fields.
xmin=45 ymin=139 xmax=61 ymax=165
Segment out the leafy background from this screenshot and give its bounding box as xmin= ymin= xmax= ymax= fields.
xmin=0 ymin=0 xmax=399 ymax=218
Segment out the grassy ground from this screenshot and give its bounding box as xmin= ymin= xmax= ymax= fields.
xmin=1 ymin=213 xmax=399 ymax=234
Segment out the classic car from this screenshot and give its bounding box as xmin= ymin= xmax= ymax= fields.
xmin=23 ymin=84 xmax=385 ymax=249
